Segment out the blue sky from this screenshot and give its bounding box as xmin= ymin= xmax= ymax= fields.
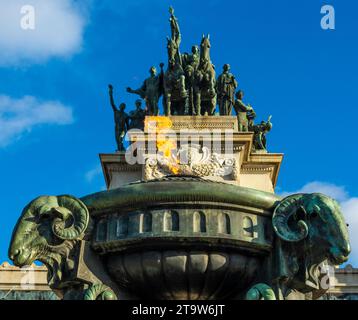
xmin=0 ymin=0 xmax=357 ymax=265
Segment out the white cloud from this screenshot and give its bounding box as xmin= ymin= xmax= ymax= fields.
xmin=281 ymin=181 xmax=349 ymax=202
xmin=281 ymin=181 xmax=358 ymax=265
xmin=0 ymin=94 xmax=74 ymax=147
xmin=0 ymin=0 xmax=89 ymax=66
xmin=85 ymin=165 xmax=102 ymax=183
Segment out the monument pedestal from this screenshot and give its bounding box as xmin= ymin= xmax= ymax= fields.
xmin=100 ymin=116 xmax=283 ymax=193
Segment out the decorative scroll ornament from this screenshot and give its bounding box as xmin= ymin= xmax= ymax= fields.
xmin=84 ymin=284 xmax=117 ymax=300
xmin=246 ymin=283 xmax=276 ymax=300
xmin=144 ymin=144 xmax=236 ymax=180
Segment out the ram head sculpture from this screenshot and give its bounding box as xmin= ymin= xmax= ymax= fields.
xmin=8 ymin=195 xmax=90 ymax=288
xmin=272 ymin=193 xmax=351 ymax=297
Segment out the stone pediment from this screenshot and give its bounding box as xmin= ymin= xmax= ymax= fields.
xmin=100 ymin=116 xmax=283 ymax=193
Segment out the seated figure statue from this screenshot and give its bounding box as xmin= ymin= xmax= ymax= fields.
xmin=252 ymin=116 xmax=273 ymax=152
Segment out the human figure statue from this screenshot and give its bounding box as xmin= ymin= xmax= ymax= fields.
xmin=163 ymin=7 xmax=188 ymax=116
xmin=108 ymin=84 xmax=129 ymax=152
xmin=128 ymin=99 xmax=146 ymax=131
xmin=169 ymin=6 xmax=181 ymax=48
xmin=127 ymin=64 xmax=164 ymax=116
xmin=184 ymin=65 xmax=196 ymax=115
xmin=217 ymin=64 xmax=238 ymax=115
xmin=183 ymin=45 xmax=200 ymax=114
xmin=233 ymin=90 xmax=255 ymax=132
xmin=253 ymin=116 xmax=273 ymax=151
xmin=183 ymin=45 xmax=200 ymax=71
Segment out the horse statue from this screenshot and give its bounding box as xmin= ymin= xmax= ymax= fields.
xmin=193 ymin=35 xmax=217 ymax=116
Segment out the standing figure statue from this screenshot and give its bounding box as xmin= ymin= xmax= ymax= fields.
xmin=193 ymin=34 xmax=217 ymax=116
xmin=169 ymin=6 xmax=181 ymax=49
xmin=183 ymin=45 xmax=200 ymax=115
xmin=163 ymin=7 xmax=188 ymax=116
xmin=127 ymin=64 xmax=164 ymax=116
xmin=253 ymin=116 xmax=273 ymax=152
xmin=108 ymin=84 xmax=130 ymax=152
xmin=128 ymin=99 xmax=146 ymax=131
xmin=233 ymin=90 xmax=255 ymax=132
xmin=217 ymin=64 xmax=238 ymax=115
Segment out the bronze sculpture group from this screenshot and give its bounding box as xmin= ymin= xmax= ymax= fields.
xmin=108 ymin=85 xmax=146 ymax=151
xmin=108 ymin=7 xmax=272 ymax=152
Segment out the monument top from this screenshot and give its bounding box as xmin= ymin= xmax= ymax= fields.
xmin=108 ymin=6 xmax=273 ymax=154
xmin=103 ymin=7 xmax=283 ymax=193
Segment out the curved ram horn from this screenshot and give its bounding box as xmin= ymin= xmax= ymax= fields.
xmin=272 ymin=194 xmax=309 ymax=242
xmin=51 ymin=195 xmax=89 ymax=241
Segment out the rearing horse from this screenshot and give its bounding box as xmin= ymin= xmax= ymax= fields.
xmin=163 ymin=38 xmax=188 ymax=116
xmin=194 ymin=35 xmax=217 ymax=116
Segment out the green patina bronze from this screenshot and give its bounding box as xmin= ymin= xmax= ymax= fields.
xmin=252 ymin=116 xmax=273 ymax=152
xmin=81 ymin=177 xmax=281 ymax=213
xmin=127 ymin=64 xmax=164 ymax=116
xmin=7 ymin=6 xmax=351 ymax=300
xmin=217 ymin=64 xmax=238 ymax=116
xmin=9 ymin=195 xmax=89 ymax=287
xmin=108 ymin=84 xmax=129 ymax=152
xmin=246 ymin=283 xmax=276 ymax=300
xmin=233 ymin=90 xmax=255 ymax=132
xmin=128 ymin=100 xmax=146 ymax=131
xmin=0 ymin=290 xmax=59 ymax=300
xmin=83 ymin=284 xmax=117 ymax=301
xmin=8 ymin=177 xmax=350 ymax=300
xmin=271 ymin=193 xmax=350 ymax=298
xmin=103 ymin=6 xmax=277 ymax=151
